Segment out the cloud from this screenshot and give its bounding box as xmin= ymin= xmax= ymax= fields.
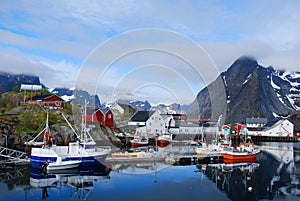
xmin=0 ymin=49 xmax=79 ymax=89
xmin=1 ymin=0 xmax=300 ymax=105
xmin=75 ymin=29 xmax=219 ymax=105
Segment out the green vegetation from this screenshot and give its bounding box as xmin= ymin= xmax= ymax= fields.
xmin=0 ymin=91 xmax=74 ymax=136
xmin=14 ymin=105 xmax=66 ymax=135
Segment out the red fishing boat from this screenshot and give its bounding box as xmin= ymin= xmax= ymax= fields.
xmin=221 ymin=123 xmax=260 ymax=161
xmin=130 ymin=132 xmax=148 ymax=148
xmin=156 ymin=133 xmax=172 ymax=147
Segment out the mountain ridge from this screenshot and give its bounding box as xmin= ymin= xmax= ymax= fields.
xmin=188 ymin=56 xmax=300 ymax=123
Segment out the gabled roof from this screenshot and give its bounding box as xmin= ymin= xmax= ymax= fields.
xmin=99 ymin=108 xmax=112 ymax=115
xmin=29 ymin=94 xmax=63 ymax=101
xmin=265 ymin=119 xmax=292 ymax=128
xmin=118 ymin=103 xmax=133 ymax=110
xmin=130 ymin=111 xmax=155 ymax=122
xmin=246 ymin=117 xmax=268 ymax=124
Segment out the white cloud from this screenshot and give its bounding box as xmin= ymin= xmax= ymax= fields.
xmin=1 ymin=0 xmax=300 ymax=104
xmin=0 ymin=49 xmax=79 ymax=89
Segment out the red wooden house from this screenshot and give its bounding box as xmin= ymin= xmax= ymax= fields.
xmin=103 ymin=109 xmax=114 ymax=127
xmin=26 ymin=94 xmax=65 ymax=109
xmin=82 ymin=108 xmax=114 ymax=127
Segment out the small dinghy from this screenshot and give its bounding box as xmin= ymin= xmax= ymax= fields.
xmin=46 ymin=157 xmax=81 ymax=171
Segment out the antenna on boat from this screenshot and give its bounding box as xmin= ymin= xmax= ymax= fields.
xmin=61 ymin=112 xmax=81 ymax=140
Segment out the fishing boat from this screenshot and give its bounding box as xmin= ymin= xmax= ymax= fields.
xmin=28 ymin=101 xmax=111 ymax=168
xmin=220 ymin=124 xmax=260 ymax=161
xmin=220 ymin=141 xmax=260 ymax=160
xmin=130 ymin=132 xmax=148 ymax=148
xmin=156 ymin=132 xmax=172 ymax=147
xmin=46 ymin=157 xmax=81 ymax=171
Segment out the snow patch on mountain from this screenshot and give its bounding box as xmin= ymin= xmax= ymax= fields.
xmin=242 ymin=73 xmax=252 ymax=85
xmin=270 ymin=76 xmax=280 ymax=90
xmin=61 ymin=95 xmax=74 ymax=102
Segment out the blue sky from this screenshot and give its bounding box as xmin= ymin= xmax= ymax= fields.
xmin=1 ymin=0 xmax=300 ymax=105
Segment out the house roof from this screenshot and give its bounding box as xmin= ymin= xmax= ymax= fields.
xmin=246 ymin=117 xmax=268 ymax=124
xmin=265 ymin=119 xmax=292 ymax=128
xmin=118 ymin=103 xmax=133 ymax=110
xmin=130 ymin=111 xmax=155 ymax=122
xmin=29 ymin=94 xmax=63 ymax=101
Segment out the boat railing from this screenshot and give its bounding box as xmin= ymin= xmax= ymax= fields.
xmin=53 ymin=146 xmax=69 ymax=155
xmin=95 ymin=146 xmax=111 ymax=153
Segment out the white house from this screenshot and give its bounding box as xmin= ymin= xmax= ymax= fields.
xmin=128 ymin=110 xmax=166 ymax=136
xmin=248 ymin=119 xmax=294 ymax=137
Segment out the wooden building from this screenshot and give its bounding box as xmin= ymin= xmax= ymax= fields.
xmin=26 ymin=94 xmax=65 ymax=109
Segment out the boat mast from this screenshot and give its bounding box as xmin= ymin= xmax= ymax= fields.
xmin=81 ymin=99 xmax=89 ymax=142
xmin=61 ymin=112 xmax=80 ymax=140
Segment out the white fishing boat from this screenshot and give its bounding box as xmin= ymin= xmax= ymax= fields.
xmin=46 ymin=157 xmax=81 ymax=171
xmin=156 ymin=132 xmax=172 ymax=147
xmin=28 ymin=101 xmax=111 ymax=168
xmin=130 ymin=132 xmax=149 ymax=148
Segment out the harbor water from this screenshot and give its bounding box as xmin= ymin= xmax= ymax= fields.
xmin=0 ymin=141 xmax=299 ymax=201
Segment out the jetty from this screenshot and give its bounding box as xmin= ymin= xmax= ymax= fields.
xmin=0 ymin=146 xmax=30 ymax=167
xmin=105 ymin=150 xmax=223 ymax=167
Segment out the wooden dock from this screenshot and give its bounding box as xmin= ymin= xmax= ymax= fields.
xmin=105 ymin=152 xmax=223 ymax=167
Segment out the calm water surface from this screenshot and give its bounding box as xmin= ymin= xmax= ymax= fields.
xmin=0 ymin=142 xmax=299 ymax=201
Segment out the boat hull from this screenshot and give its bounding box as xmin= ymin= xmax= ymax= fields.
xmin=130 ymin=141 xmax=148 ymax=148
xmin=221 ymin=149 xmax=260 ymax=161
xmin=47 ymin=161 xmax=81 ymax=171
xmin=30 ymin=147 xmax=110 ymax=167
xmin=30 ymin=155 xmax=108 ymax=167
xmin=156 ymin=140 xmax=171 ymax=148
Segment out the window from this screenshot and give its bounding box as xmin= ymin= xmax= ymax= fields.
xmin=108 ymin=114 xmax=111 ymax=118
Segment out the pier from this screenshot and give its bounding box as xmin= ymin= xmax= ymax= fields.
xmin=0 ymin=146 xmax=30 ymax=167
xmin=105 ymin=152 xmax=223 ymax=167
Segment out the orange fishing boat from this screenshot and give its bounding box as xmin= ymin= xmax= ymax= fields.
xmin=220 ymin=143 xmax=260 ymax=161
xmin=130 ymin=132 xmax=148 ymax=148
xmin=221 ymin=123 xmax=260 ymax=161
xmin=130 ymin=137 xmax=148 ymax=148
xmin=156 ymin=133 xmax=172 ymax=147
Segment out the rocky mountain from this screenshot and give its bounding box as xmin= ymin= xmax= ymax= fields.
xmin=129 ymin=100 xmax=152 ymax=111
xmin=0 ymin=71 xmax=41 ymax=93
xmin=151 ymin=103 xmax=182 ymax=114
xmin=188 ymin=56 xmax=300 ymax=123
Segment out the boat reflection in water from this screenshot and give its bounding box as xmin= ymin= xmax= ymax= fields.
xmin=29 ymin=164 xmax=111 ymax=200
xmin=195 ymin=159 xmax=260 ymax=200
